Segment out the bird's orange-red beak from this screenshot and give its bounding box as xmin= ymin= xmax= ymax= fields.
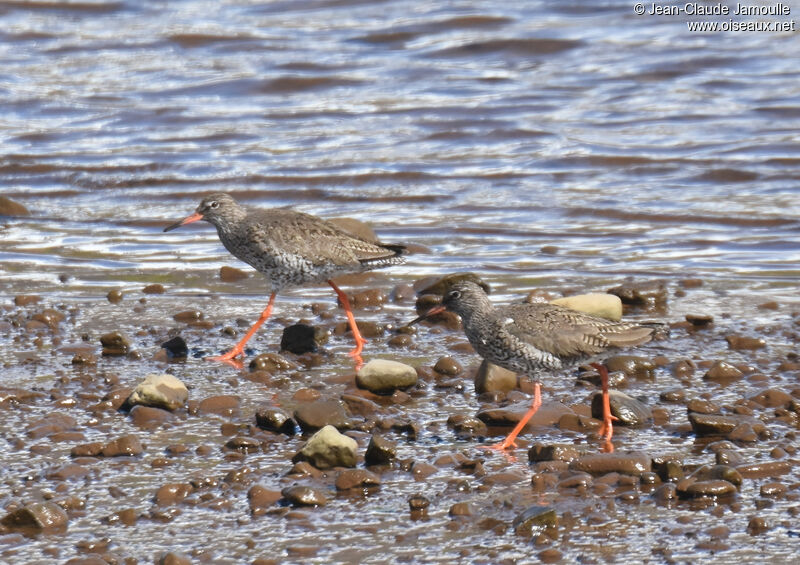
xmin=163 ymin=212 xmax=203 ymax=232
xmin=407 ymin=304 xmax=446 ymax=326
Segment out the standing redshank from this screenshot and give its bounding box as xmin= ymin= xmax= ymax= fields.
xmin=164 ymin=193 xmax=406 ymax=367
xmin=411 ymin=277 xmax=663 ymax=451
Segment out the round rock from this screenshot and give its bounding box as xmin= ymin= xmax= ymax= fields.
xmin=356 ymin=359 xmax=418 ymax=394
xmin=292 ymin=425 xmax=357 ymax=470
xmin=127 ymin=374 xmax=188 ymax=412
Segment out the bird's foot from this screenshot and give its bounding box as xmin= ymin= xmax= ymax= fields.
xmin=480 ymin=438 xmax=518 ymax=452
xmin=347 ymin=338 xmax=367 ymax=371
xmin=206 ymin=349 xmax=245 ymax=369
xmin=598 ymin=414 xmax=618 ymax=442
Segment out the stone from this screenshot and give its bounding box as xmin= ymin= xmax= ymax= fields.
xmin=293 ymin=399 xmax=352 ymax=432
xmin=0 ymin=196 xmax=30 ymax=216
xmin=529 ymin=443 xmax=582 ymax=463
xmin=725 ymin=335 xmax=766 ymax=350
xmin=474 ymin=360 xmax=517 ymax=393
xmin=591 ymin=390 xmax=652 ymax=426
xmin=281 ymin=486 xmax=328 ymax=507
xmin=703 ymin=361 xmax=743 ymax=382
xmin=280 ymin=323 xmax=328 ymax=354
xmin=127 ymin=374 xmax=188 ymax=411
xmin=249 ymin=353 xmax=297 ymax=373
xmin=143 ymin=284 xmax=165 ymax=294
xmin=433 ymin=356 xmax=463 ymax=376
xmin=446 ymin=414 xmax=488 ymax=439
xmin=129 ymin=405 xmax=175 ymax=429
xmin=220 ymin=265 xmax=248 ymax=282
xmin=685 ymin=313 xmax=714 ymax=327
xmin=154 ymin=483 xmax=194 ymax=506
xmin=606 ymin=280 xmax=667 ymax=309
xmin=512 ymin=506 xmax=558 ymax=537
xmin=255 ymin=406 xmax=297 ymax=435
xmin=292 ymin=425 xmax=357 ymax=469
xmin=604 ymin=356 xmax=655 ymax=378
xmin=197 ymin=395 xmax=240 ymax=417
xmin=335 ymin=469 xmax=380 ymax=490
xmin=356 ymin=359 xmax=417 ymax=394
xmin=364 ymin=434 xmax=397 ymax=466
xmin=676 ymin=478 xmax=736 ymax=498
xmin=173 ymin=310 xmax=202 ymax=323
xmin=101 ymin=435 xmax=144 ymax=457
xmin=160 ymin=337 xmax=188 ymax=359
xmin=550 ymin=293 xmax=622 ymax=321
xmin=749 ymin=388 xmax=792 ymax=408
xmin=688 ymin=413 xmax=766 ymax=437
xmin=100 ymin=331 xmax=131 ymax=356
xmin=1 ymin=502 xmax=67 ymax=533
xmin=478 ymin=401 xmax=572 ymax=428
xmin=569 ymin=452 xmax=651 ymax=476
xmin=686 ymin=398 xmax=721 ymax=414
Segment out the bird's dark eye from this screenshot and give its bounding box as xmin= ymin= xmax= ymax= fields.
xmin=209 ymin=200 xmax=219 ymax=209
xmin=447 ymin=290 xmax=461 ymax=300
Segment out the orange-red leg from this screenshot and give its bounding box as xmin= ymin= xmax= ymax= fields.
xmin=487 ymin=382 xmax=542 ymax=451
xmin=207 ymin=292 xmax=276 ymax=365
xmin=591 ymin=362 xmax=618 ymax=452
xmin=328 ymin=280 xmax=367 ymax=365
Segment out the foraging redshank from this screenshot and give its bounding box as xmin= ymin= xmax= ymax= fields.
xmin=411 ymin=277 xmax=662 ymax=451
xmin=164 ymin=193 xmax=406 ymax=366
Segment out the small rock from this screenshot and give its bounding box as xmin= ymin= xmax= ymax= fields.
xmin=433 ymin=356 xmax=463 ymax=376
xmin=478 ymin=401 xmax=572 ymax=429
xmin=160 ymin=337 xmax=188 ymax=359
xmin=759 ymin=482 xmax=787 ymax=498
xmin=100 ymin=331 xmax=131 ymax=356
xmin=604 ymin=356 xmax=655 ymax=378
xmin=529 ymin=444 xmax=582 ymax=463
xmin=688 ymin=413 xmax=766 ymax=437
xmin=249 ymin=353 xmax=297 ymax=373
xmin=685 ymin=314 xmax=714 ymax=327
xmin=569 ymin=452 xmax=651 ymax=476
xmin=356 ymin=359 xmax=418 ymax=394
xmin=726 ymin=335 xmax=766 ymax=350
xmin=676 ymin=478 xmax=736 ymax=498
xmin=408 ymin=494 xmax=430 ymax=514
xmin=280 ymin=323 xmax=328 ymax=354
xmin=0 ymin=196 xmax=30 ymax=216
xmin=746 ymin=516 xmax=769 ymax=535
xmin=512 ymin=506 xmax=558 ymax=538
xmin=446 ymin=414 xmax=488 ymax=439
xmin=703 ymin=361 xmax=743 ymax=382
xmin=281 ymin=486 xmax=327 ymax=507
xmin=247 ymin=485 xmax=281 ymax=514
xmin=474 ymin=360 xmax=517 ymax=394
xmin=591 ymin=390 xmax=652 ymax=426
xmin=749 ymin=388 xmax=792 ymax=408
xmin=220 ymin=265 xmax=248 ymax=282
xmin=255 ymin=406 xmax=297 ymax=435
xmin=173 ymin=310 xmax=202 ymax=323
xmin=449 ymin=502 xmax=474 ymax=517
xmin=293 ymin=399 xmax=352 ymax=432
xmin=1 ymin=502 xmax=67 ymax=533
xmin=158 ymin=553 xmax=191 ymax=565
xmin=143 ymin=284 xmax=165 ymax=294
xmin=197 ymin=395 xmax=240 ymax=417
xmin=364 ymin=434 xmax=397 ymax=466
xmin=341 ymin=288 xmax=387 ymax=309
xmin=127 ymin=374 xmax=188 ymax=411
xmin=550 ymin=293 xmax=622 ymax=321
xmin=292 ymin=425 xmax=357 ymax=469
xmin=14 ymin=295 xmax=41 ymax=306
xmin=687 ymin=398 xmax=721 ymax=414
xmin=129 ymin=405 xmax=176 ymax=429
xmin=107 ymin=290 xmax=123 ymax=303
xmin=101 ymin=435 xmax=143 ymax=457
xmin=606 ymin=280 xmax=667 ymax=309
xmin=335 ymin=469 xmax=380 ymax=490
xmin=154 ymin=483 xmax=194 ymax=506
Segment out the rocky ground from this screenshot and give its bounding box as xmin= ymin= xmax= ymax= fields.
xmin=0 ymin=270 xmax=798 ymax=564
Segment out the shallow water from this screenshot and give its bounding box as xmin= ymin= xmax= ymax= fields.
xmin=1 ymin=0 xmax=799 ymax=563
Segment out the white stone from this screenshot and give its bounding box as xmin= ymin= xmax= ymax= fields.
xmin=356 ymin=359 xmax=418 ymax=394
xmin=127 ymin=373 xmax=188 ymax=411
xmin=296 ymin=425 xmax=357 ymax=469
xmin=550 ymin=293 xmax=623 ymax=321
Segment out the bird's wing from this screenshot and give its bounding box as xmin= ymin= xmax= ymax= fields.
xmin=503 ymin=303 xmax=654 ymax=359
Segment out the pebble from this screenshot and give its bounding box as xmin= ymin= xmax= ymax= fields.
xmin=746 ymin=516 xmax=769 ymax=535
xmin=512 ymin=506 xmax=557 ymax=537
xmin=685 ymin=314 xmax=714 ymax=327
xmin=0 ymin=196 xmax=30 ymax=216
xmin=154 ymin=483 xmax=194 ymax=506
xmin=550 ymin=293 xmax=622 ymax=321
xmin=106 ymin=289 xmax=123 ymax=303
xmin=591 ymin=390 xmax=652 ymax=426
xmin=101 ymin=435 xmax=144 ymax=457
xmin=606 ymin=280 xmax=667 ymax=309
xmin=160 ymin=337 xmax=188 ymax=359
xmin=197 ymin=395 xmax=240 ymax=417
xmin=474 ymin=360 xmax=517 ymax=394
xmin=356 ymin=359 xmax=418 ymax=394
xmin=281 ymin=486 xmax=327 ymax=507
xmin=100 ymin=331 xmax=131 ymax=356
xmin=688 ymin=413 xmax=766 ymax=437
xmin=280 ymin=323 xmax=328 ymax=354
xmin=529 ymin=443 xmax=582 ymax=463
xmin=725 ymin=335 xmax=766 ymax=350
xmin=143 ymin=283 xmax=165 ymax=294
xmin=129 ymin=405 xmax=175 ymax=429
xmin=749 ymin=388 xmax=792 ymax=408
xmin=676 ymin=478 xmax=737 ymax=498
xmin=247 ymin=485 xmax=282 ymax=514
xmin=449 ymin=502 xmax=474 ymax=517
xmin=335 ymin=469 xmax=380 ymax=490
xmin=433 ymin=356 xmax=462 ymax=376
xmin=292 ymin=425 xmax=358 ymax=469
xmin=1 ymin=502 xmax=68 ymax=533
xmin=364 ymin=434 xmax=397 ymax=466
xmin=446 ymin=414 xmax=488 ymax=439
xmin=220 ymin=265 xmax=248 ymax=282
xmin=249 ymin=352 xmax=297 ymax=373
xmin=294 ymin=399 xmax=353 ymax=432
xmin=479 ymin=400 xmax=572 ymax=429
xmin=127 ymin=373 xmax=188 ymax=411
xmin=570 ymin=452 xmax=651 ymax=476
xmin=255 ymin=406 xmax=297 ymax=435
xmin=703 ymin=361 xmax=744 ymax=382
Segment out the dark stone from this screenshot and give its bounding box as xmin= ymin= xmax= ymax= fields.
xmin=606 ymin=280 xmax=667 ymax=309
xmin=591 ymin=390 xmax=652 ymax=426
xmin=433 ymin=356 xmax=463 ymax=376
xmin=160 ymin=336 xmax=188 ymax=359
xmin=280 ymin=323 xmax=328 ymax=354
xmin=725 ymin=335 xmax=766 ymax=350
xmin=143 ymin=284 xmax=165 ymax=294
xmin=293 ymin=400 xmax=352 ymax=432
xmin=365 ymin=434 xmax=397 ymax=466
xmin=281 ymin=486 xmax=327 ymax=507
xmin=676 ymin=478 xmax=737 ymax=498
xmin=335 ymin=469 xmax=380 ymax=491
xmin=685 ymin=314 xmax=714 ymax=327
xmin=249 ymin=352 xmax=297 ymax=373
xmin=255 ymin=406 xmax=297 ymax=435
xmin=198 ymin=395 xmax=240 ymax=417
xmin=604 ymin=355 xmax=655 ymax=378
xmin=1 ymin=502 xmax=67 ymax=533
xmin=569 ymin=452 xmax=651 ymax=476
xmin=529 ymin=444 xmax=582 ymax=463
xmin=703 ymin=361 xmax=743 ymax=382
xmin=446 ymin=414 xmax=488 ymax=439
xmin=688 ymin=413 xmax=766 ymax=437
xmin=687 ymin=398 xmax=721 ymax=414
xmin=100 ymin=331 xmax=131 ymax=356
xmin=101 ymin=435 xmax=143 ymax=457
xmin=512 ymin=506 xmax=558 ymax=537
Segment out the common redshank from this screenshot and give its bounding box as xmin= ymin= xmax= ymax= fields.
xmin=411 ymin=277 xmax=663 ymax=451
xmin=164 ymin=193 xmax=406 ymax=367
